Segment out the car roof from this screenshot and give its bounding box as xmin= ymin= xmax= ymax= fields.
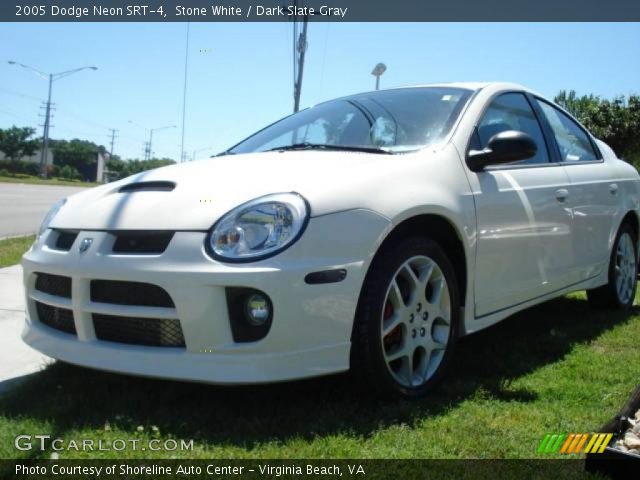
xmin=329 ymin=82 xmax=540 ymax=103
xmin=388 ymin=82 xmax=533 ymax=94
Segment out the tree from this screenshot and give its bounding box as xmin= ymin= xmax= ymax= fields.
xmin=555 ymin=91 xmax=640 ymax=163
xmin=51 ymin=139 xmax=106 ymax=169
xmin=105 ymin=157 xmax=175 ymax=180
xmin=0 ymin=126 xmax=39 ymax=161
xmin=106 ymin=155 xmax=127 ymax=177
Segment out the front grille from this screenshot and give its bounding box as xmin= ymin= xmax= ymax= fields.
xmin=36 ymin=302 xmax=76 ymax=335
xmin=112 ymin=232 xmax=174 ymax=254
xmin=35 ymin=273 xmax=71 ymax=298
xmin=90 ymin=280 xmax=175 ymax=307
xmin=53 ymin=230 xmax=78 ymax=251
xmin=93 ymin=314 xmax=185 ymax=347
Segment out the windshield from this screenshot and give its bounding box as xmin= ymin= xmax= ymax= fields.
xmin=228 ymin=87 xmax=473 ymax=155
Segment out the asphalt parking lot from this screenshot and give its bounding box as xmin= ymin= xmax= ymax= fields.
xmin=0 ymin=183 xmax=87 ymax=238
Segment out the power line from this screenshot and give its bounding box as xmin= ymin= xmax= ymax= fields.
xmin=54 ymin=106 xmax=111 ymax=130
xmin=318 ymin=22 xmax=330 ymax=99
xmin=0 ymin=109 xmax=38 ymax=123
xmin=0 ymin=87 xmax=43 ymax=103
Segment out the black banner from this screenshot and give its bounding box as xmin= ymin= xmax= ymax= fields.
xmin=2 ymin=459 xmax=618 ymax=479
xmin=3 ymin=0 xmax=640 ymax=22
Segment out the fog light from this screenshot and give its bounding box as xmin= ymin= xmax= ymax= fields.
xmin=225 ymin=287 xmax=273 ymax=343
xmin=245 ymin=294 xmax=270 ymax=326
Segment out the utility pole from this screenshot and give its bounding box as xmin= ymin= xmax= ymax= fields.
xmin=148 ymin=129 xmax=154 ymax=160
xmin=40 ymin=74 xmax=53 ymax=176
xmin=292 ymin=2 xmax=309 ymax=113
xmin=129 ymin=121 xmax=175 ymax=161
xmin=7 ymin=61 xmax=97 ymax=179
xmin=109 ymin=128 xmax=118 ymax=156
xmin=180 ymin=22 xmax=190 ymax=162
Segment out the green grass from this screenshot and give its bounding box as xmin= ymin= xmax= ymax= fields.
xmin=0 ymin=288 xmax=638 ymax=465
xmin=0 ymin=235 xmax=35 ymax=268
xmin=0 ymin=173 xmax=96 ymax=187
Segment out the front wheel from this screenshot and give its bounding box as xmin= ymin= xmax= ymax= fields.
xmin=587 ymin=223 xmax=637 ymax=309
xmin=351 ymin=237 xmax=459 ymax=397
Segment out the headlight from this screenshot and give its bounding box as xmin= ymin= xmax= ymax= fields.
xmin=38 ymin=198 xmax=67 ymax=236
xmin=207 ymin=193 xmax=309 ymax=262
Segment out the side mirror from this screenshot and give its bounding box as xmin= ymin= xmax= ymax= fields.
xmin=466 ymin=130 xmax=537 ymax=172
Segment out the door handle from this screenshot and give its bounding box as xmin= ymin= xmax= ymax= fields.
xmin=555 ymin=188 xmax=569 ymax=203
xmin=609 ymin=183 xmax=619 ymax=195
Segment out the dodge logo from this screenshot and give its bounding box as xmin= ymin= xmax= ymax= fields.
xmin=79 ymin=238 xmax=93 ymax=253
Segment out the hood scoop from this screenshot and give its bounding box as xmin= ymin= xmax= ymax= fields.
xmin=119 ymin=181 xmax=176 ymax=193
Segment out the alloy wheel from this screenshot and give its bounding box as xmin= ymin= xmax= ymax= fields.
xmin=380 ymin=255 xmax=451 ymax=388
xmin=615 ymin=232 xmax=636 ymax=305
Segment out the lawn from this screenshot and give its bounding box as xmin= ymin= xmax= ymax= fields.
xmin=0 ymin=235 xmax=35 ymax=268
xmin=0 ymin=173 xmax=96 ymax=188
xmin=0 ymin=291 xmax=638 ymax=464
xmin=0 ymin=237 xmax=638 ymax=470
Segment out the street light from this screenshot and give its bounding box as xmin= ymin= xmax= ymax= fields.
xmin=128 ymin=121 xmax=176 ymax=160
xmin=191 ymin=146 xmax=213 ymax=161
xmin=7 ymin=61 xmax=98 ymax=178
xmin=371 ymin=62 xmax=387 ymax=91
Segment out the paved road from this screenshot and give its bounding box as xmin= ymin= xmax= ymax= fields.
xmin=0 ymin=264 xmax=51 ymax=394
xmin=0 ymin=183 xmax=88 ymax=237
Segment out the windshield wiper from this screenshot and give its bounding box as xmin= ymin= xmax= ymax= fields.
xmin=211 ymin=150 xmax=236 ymax=157
xmin=266 ymin=142 xmax=392 ymax=154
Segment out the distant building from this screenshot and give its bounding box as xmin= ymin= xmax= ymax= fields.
xmin=0 ymin=149 xmax=53 ymax=166
xmin=78 ymin=151 xmax=106 ymax=183
xmin=0 ymin=149 xmax=107 ymax=183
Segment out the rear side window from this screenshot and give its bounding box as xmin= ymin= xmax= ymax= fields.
xmin=477 ymin=93 xmax=549 ymax=165
xmin=536 ymin=100 xmax=599 ymax=162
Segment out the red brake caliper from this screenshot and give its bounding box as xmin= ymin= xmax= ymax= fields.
xmin=383 ymin=300 xmax=401 ymax=349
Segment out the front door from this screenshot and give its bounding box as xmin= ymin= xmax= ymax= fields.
xmin=467 ymin=92 xmax=576 ymax=317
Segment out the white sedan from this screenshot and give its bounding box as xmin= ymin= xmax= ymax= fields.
xmin=22 ymin=82 xmax=639 ymax=396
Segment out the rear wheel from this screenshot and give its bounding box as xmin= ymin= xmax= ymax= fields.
xmin=351 ymin=237 xmax=459 ymax=397
xmin=587 ymin=223 xmax=637 ymax=309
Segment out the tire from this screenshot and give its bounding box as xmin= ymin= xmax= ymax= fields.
xmin=351 ymin=237 xmax=460 ymax=397
xmin=587 ymin=223 xmax=638 ymax=310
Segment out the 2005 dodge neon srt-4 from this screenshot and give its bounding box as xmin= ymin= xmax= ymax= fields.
xmin=22 ymin=82 xmax=640 ymax=396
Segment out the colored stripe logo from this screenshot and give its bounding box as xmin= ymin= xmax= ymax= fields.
xmin=537 ymin=433 xmax=613 ymax=454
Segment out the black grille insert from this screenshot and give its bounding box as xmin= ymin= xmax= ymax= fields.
xmin=112 ymin=232 xmax=174 ymax=254
xmin=36 ymin=302 xmax=76 ymax=335
xmin=35 ymin=273 xmax=71 ymax=298
xmin=53 ymin=230 xmax=78 ymax=251
xmin=93 ymin=314 xmax=185 ymax=347
xmin=90 ymin=280 xmax=175 ymax=308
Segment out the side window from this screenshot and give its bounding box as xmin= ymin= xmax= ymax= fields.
xmin=536 ymin=100 xmax=599 ymax=162
xmin=477 ymin=93 xmax=549 ymax=165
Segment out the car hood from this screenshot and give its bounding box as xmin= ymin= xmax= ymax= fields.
xmin=50 ymin=150 xmax=424 ymax=231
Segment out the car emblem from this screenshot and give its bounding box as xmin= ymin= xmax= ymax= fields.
xmin=79 ymin=238 xmax=93 ymax=253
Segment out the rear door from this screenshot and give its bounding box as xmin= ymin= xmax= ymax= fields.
xmin=534 ymin=98 xmax=618 ymax=281
xmin=467 ymin=92 xmax=576 ymax=317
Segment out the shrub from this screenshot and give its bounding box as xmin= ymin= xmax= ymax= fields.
xmin=23 ymin=162 xmax=41 ymax=176
xmin=0 ymin=159 xmax=41 ymax=176
xmin=57 ymin=165 xmax=81 ymax=180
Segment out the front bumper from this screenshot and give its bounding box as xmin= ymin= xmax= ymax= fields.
xmin=22 ymin=209 xmax=389 ymax=384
